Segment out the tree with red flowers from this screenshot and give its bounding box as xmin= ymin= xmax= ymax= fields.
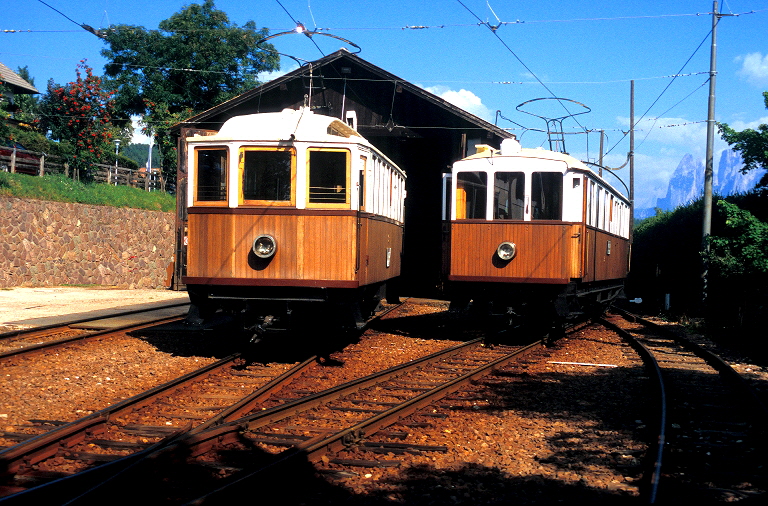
xmin=101 ymin=0 xmax=278 ymax=182
xmin=38 ymin=60 xmax=119 ymax=180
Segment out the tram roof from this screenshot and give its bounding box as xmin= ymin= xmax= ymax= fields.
xmin=186 ymin=107 xmax=367 ymax=145
xmin=457 ymin=141 xmax=629 ymax=201
xmin=460 ymin=142 xmax=590 ymax=171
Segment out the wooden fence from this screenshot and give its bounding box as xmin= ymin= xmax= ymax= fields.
xmin=0 ymin=146 xmax=166 ymax=192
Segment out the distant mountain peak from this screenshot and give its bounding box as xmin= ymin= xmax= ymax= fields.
xmin=634 ymin=149 xmax=766 ymax=220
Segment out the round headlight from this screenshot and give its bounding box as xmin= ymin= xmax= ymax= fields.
xmin=497 ymin=241 xmax=516 ymax=261
xmin=252 ymin=234 xmax=277 ymax=259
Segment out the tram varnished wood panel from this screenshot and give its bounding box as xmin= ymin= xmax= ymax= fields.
xmin=187 ymin=213 xmax=358 ymax=282
xmin=584 ymin=227 xmax=630 ymax=283
xmin=358 ymin=218 xmax=403 ymax=286
xmin=449 ymin=222 xmax=581 ymax=282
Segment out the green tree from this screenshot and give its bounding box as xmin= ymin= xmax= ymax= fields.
xmin=705 ymin=200 xmax=768 ymax=331
xmin=37 ymin=61 xmax=119 ymax=180
xmin=0 ymin=84 xmax=11 ymax=141
xmin=100 ymin=0 xmax=279 ymax=181
xmin=718 ymin=91 xmax=768 ymax=188
xmin=706 ymin=200 xmax=768 ymax=278
xmin=11 ymin=66 xmax=40 ymax=125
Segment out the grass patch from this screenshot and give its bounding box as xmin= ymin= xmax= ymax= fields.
xmin=0 ymin=172 xmax=175 ymax=212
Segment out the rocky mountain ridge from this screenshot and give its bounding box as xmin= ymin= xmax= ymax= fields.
xmin=635 ymin=150 xmax=765 ymax=220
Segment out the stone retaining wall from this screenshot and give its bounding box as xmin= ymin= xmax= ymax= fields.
xmin=0 ymin=197 xmax=175 ymax=289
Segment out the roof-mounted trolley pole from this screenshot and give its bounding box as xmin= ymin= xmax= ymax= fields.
xmin=516 ymin=98 xmax=591 ymax=154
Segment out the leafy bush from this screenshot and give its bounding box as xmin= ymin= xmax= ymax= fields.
xmin=629 ymin=193 xmax=768 ymax=335
xmin=707 ymin=200 xmax=768 ymax=277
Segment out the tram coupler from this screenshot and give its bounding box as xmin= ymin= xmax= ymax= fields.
xmin=247 ymin=315 xmax=276 ymax=343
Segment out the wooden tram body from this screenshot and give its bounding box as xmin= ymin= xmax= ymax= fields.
xmin=443 ymin=138 xmax=630 ymax=327
xmin=183 ymin=108 xmax=406 ymax=331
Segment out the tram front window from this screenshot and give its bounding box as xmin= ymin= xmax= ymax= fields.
xmin=531 ymin=172 xmax=563 ymax=220
xmin=195 ymin=148 xmax=227 ymax=202
xmin=494 ymin=172 xmax=524 ymax=220
xmin=456 ymin=171 xmax=487 ymax=219
xmin=242 ymin=149 xmax=293 ymax=202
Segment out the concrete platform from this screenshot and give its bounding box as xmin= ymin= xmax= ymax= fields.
xmin=0 ymin=287 xmax=190 ymax=331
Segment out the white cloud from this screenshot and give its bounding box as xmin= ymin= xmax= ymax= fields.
xmin=617 ymin=116 xmax=708 ymax=150
xmin=257 ymin=63 xmax=300 ymax=83
xmin=736 ymin=52 xmax=768 ymax=86
xmin=131 ymin=116 xmax=151 ymax=144
xmin=731 ymin=115 xmax=768 ymax=131
xmin=422 ymin=85 xmax=493 ymax=122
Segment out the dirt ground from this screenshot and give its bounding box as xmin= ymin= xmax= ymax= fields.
xmin=0 ymin=286 xmax=189 ymax=330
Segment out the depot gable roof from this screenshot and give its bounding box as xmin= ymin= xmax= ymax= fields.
xmin=0 ymin=62 xmax=39 ymax=95
xmin=174 ymin=49 xmax=512 ymax=142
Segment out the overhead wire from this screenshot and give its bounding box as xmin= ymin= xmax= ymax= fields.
xmin=455 ymin=0 xmax=590 ymax=137
xmin=35 ymin=0 xmax=105 ymax=38
xmin=4 ymin=7 xmax=763 ymax=34
xmin=0 ymin=51 xmax=715 ymax=87
xmin=9 ymin=3 xmax=755 ymax=144
xmin=275 ymin=0 xmax=326 ymax=56
xmin=634 ymin=79 xmax=711 ymax=149
xmin=603 ymin=16 xmax=721 ymax=157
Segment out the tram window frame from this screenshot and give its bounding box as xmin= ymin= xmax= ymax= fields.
xmin=455 ymin=171 xmax=488 ymax=220
xmin=442 ymin=174 xmax=452 ymax=221
xmin=239 ymin=146 xmax=296 ymax=206
xmin=193 ymin=147 xmax=228 ymax=206
xmin=531 ymin=171 xmax=563 ymax=220
xmin=493 ymin=171 xmax=525 ymax=220
xmin=306 ymin=148 xmax=351 ymax=208
xmin=358 ymin=155 xmax=367 ymax=212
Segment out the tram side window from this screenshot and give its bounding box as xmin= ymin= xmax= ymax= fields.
xmin=242 ymin=149 xmax=292 ymax=202
xmin=359 ymin=156 xmax=367 ymax=211
xmin=494 ymin=172 xmax=524 ymax=220
xmin=195 ymin=148 xmax=227 ymax=202
xmin=456 ymin=171 xmax=487 ymax=219
xmin=308 ymin=150 xmax=348 ymax=204
xmin=531 ymin=172 xmax=562 ymax=220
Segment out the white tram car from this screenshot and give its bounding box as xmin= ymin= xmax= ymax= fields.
xmin=443 ymin=138 xmax=631 ymax=332
xmin=183 ymin=108 xmax=406 ymax=334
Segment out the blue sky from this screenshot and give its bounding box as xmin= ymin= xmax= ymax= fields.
xmin=3 ymin=0 xmax=768 ymax=208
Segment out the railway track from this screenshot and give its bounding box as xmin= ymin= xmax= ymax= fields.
xmin=0 ymin=300 xmax=409 ymax=503
xmin=6 ymin=299 xmax=763 ymax=503
xmin=603 ymin=310 xmax=767 ymax=503
xmin=0 ymin=352 xmax=316 ymax=498
xmin=1 ymin=335 xmax=544 ymax=504
xmin=0 ymin=303 xmax=190 ymax=359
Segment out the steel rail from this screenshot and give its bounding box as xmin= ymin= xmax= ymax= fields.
xmin=47 ymin=338 xmax=490 ymax=504
xmin=0 ymin=314 xmax=185 ymax=360
xmin=0 ymin=300 xmax=408 ymax=504
xmin=0 ymin=356 xmax=317 ymax=505
xmin=186 ymin=340 xmax=543 ymax=505
xmin=0 ymin=302 xmax=189 ymax=340
xmin=1 ymin=300 xmax=408 ymax=475
xmin=598 ymin=316 xmax=666 ymax=504
xmin=0 ymin=353 xmax=241 ymax=474
xmin=608 ymin=309 xmax=768 ymax=503
xmin=612 ymin=307 xmax=768 ymax=418
xmin=187 ymin=338 xmax=486 ymax=451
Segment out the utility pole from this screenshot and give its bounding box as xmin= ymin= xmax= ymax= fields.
xmin=702 ymin=1 xmax=734 ymax=305
xmin=630 ymin=80 xmax=635 ymax=244
xmin=598 ymin=129 xmax=605 ymax=178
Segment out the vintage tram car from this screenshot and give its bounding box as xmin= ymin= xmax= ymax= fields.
xmin=443 ymin=137 xmax=630 ymax=332
xmin=183 ymin=108 xmax=406 ymax=334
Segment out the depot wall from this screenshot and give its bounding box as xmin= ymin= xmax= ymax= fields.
xmin=0 ymin=197 xmax=175 ymax=289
